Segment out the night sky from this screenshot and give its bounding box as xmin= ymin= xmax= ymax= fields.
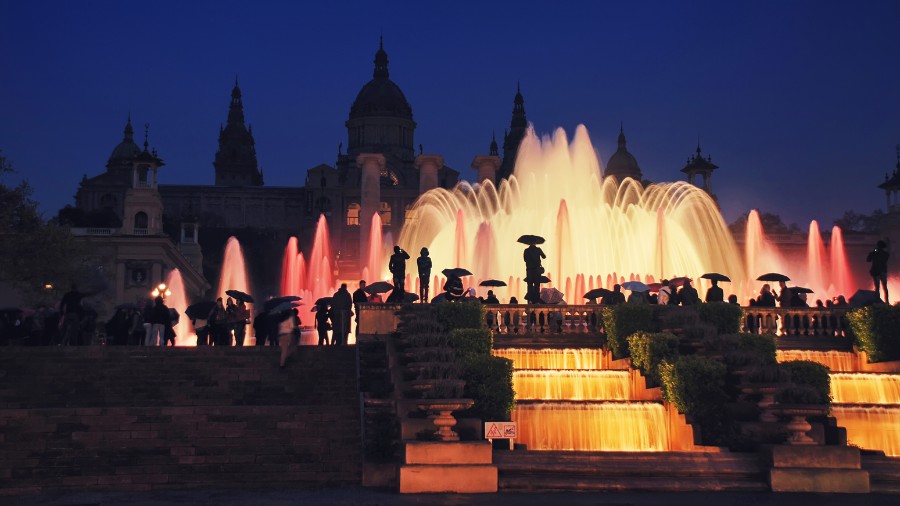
xmin=2 ymin=0 xmax=899 ymax=227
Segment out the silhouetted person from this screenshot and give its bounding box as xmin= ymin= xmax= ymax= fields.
xmin=485 ymin=290 xmax=500 ymax=304
xmin=147 ymin=296 xmax=170 ymax=346
xmin=678 ymin=280 xmax=700 ymax=306
xmin=314 ymin=304 xmax=331 ymax=346
xmin=252 ymin=310 xmax=268 ymax=346
xmin=605 ymin=284 xmax=626 ymax=305
xmin=705 ymin=280 xmax=724 ymax=303
xmin=523 ymin=243 xmax=546 ymax=304
xmin=627 ymin=290 xmax=648 ymax=304
xmin=59 ymin=284 xmax=87 ymax=345
xmin=658 ymin=279 xmax=672 ymax=305
xmin=756 ymin=284 xmax=776 ymax=307
xmin=208 ymin=298 xmax=227 ymax=346
xmin=331 ymin=283 xmax=353 ymax=346
xmin=417 ymin=247 xmax=432 ymax=303
xmin=777 ymin=280 xmax=792 ymax=308
xmin=728 ymin=294 xmax=739 ymax=305
xmin=867 ymin=240 xmax=890 ymax=303
xmin=278 ymin=308 xmax=300 ymax=368
xmin=443 ymin=274 xmax=464 ymax=302
xmin=352 ymin=280 xmax=369 ymax=336
xmin=232 ymin=300 xmax=250 ymax=346
xmin=388 ymin=246 xmax=410 ymax=292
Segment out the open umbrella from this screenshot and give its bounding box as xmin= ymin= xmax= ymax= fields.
xmin=701 ymin=273 xmax=731 ymax=283
xmin=403 ymin=293 xmax=420 ymax=303
xmin=314 ymin=297 xmax=333 ymax=306
xmin=757 ymin=273 xmax=790 ymax=282
xmin=517 ymin=234 xmax=546 ymax=245
xmin=441 ymin=268 xmax=473 ymax=278
xmin=540 ymin=287 xmax=565 ymax=304
xmin=185 ymin=300 xmax=216 ymax=319
xmin=668 ymin=277 xmax=691 ymax=288
xmin=583 ymin=288 xmax=613 ymax=300
xmin=647 ymin=283 xmax=662 ymax=293
xmin=849 ymin=289 xmax=882 ymax=308
xmin=263 ymin=296 xmax=302 ymax=312
xmin=363 ymin=281 xmax=395 ymax=295
xmin=225 ymin=290 xmax=254 ymax=303
xmin=621 ymin=281 xmax=650 ymax=292
xmin=792 ymin=287 xmax=814 ymax=294
xmin=270 ymin=301 xmax=300 ymax=314
xmin=479 ymin=279 xmax=507 ymax=287
xmin=524 ymin=274 xmax=552 ymax=284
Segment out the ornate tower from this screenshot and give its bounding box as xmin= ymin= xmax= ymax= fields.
xmin=878 ymin=145 xmax=900 ymax=213
xmin=604 ymin=125 xmax=643 ymax=183
xmin=681 ymin=142 xmax=719 ymax=200
xmin=122 ymin=126 xmax=165 ymax=236
xmin=497 ymin=83 xmax=528 ymax=181
xmin=214 ymin=78 xmax=263 ymax=186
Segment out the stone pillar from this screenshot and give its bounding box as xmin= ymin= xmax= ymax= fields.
xmin=357 ymin=153 xmax=385 ymax=271
xmin=415 ymin=154 xmax=444 ymax=194
xmin=470 ymin=155 xmax=502 ymax=186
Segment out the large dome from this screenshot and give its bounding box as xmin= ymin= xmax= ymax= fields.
xmin=604 ymin=127 xmax=642 ymax=180
xmin=107 ymin=117 xmax=142 ymax=164
xmin=349 ymin=41 xmax=413 ymax=120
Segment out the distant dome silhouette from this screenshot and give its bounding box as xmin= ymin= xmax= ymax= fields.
xmin=604 ymin=125 xmax=642 ymax=180
xmin=349 ymin=38 xmax=412 ymax=120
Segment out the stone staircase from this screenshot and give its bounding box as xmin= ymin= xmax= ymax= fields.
xmin=495 ymin=450 xmax=769 ymax=492
xmin=863 ymin=453 xmax=900 ymax=493
xmin=0 ymin=347 xmax=361 ymax=496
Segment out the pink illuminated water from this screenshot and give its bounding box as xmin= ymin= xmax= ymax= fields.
xmin=218 ymin=236 xmax=250 ymax=302
xmin=366 ymin=212 xmax=385 ymax=282
xmin=307 ymin=215 xmax=335 ymax=302
xmin=164 ymin=268 xmax=192 ymax=346
xmin=830 ymin=226 xmax=855 ymax=298
xmin=281 ymin=237 xmax=301 ymax=297
xmin=806 ymin=220 xmax=828 ymax=296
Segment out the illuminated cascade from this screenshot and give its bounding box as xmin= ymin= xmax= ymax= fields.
xmin=513 ymin=370 xmax=631 ymax=400
xmin=832 ymin=406 xmax=900 ymax=457
xmin=830 ymin=373 xmax=900 ymax=404
xmin=494 ymin=348 xmax=609 ymax=370
xmin=776 ymin=350 xmax=859 ymax=372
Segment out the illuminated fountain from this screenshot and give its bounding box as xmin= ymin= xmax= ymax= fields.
xmin=830 ymin=226 xmax=856 ymax=298
xmin=495 ymin=348 xmax=693 ymax=452
xmin=218 ymin=236 xmax=250 ymax=301
xmin=776 ymin=350 xmax=860 ymax=372
xmin=164 ymin=268 xmax=192 ymax=346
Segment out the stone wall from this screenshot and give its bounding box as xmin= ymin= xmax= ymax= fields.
xmin=0 ymin=347 xmax=361 ymax=496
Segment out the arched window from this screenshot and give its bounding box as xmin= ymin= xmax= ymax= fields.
xmin=346 ymin=203 xmax=360 ymax=226
xmin=379 ymin=202 xmax=392 ymax=226
xmin=134 ymin=211 xmax=148 ymax=233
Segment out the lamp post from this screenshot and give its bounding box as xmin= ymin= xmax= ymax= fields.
xmin=151 ymin=282 xmax=171 ymax=301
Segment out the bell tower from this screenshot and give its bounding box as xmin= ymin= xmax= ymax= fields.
xmin=214 ymin=77 xmax=264 ymax=186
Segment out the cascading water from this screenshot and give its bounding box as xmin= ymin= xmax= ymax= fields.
xmin=164 ymin=268 xmax=192 ymax=346
xmin=830 ymin=373 xmax=900 ymax=404
xmin=496 ymin=347 xmax=693 ymax=452
xmin=776 ymin=350 xmax=859 ymax=372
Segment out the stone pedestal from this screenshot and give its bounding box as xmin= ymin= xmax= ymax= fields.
xmin=765 ymin=445 xmax=870 ymax=493
xmin=399 ymin=441 xmax=497 ymax=493
xmin=471 ymin=154 xmax=501 ymax=186
xmin=414 ymin=154 xmax=443 ymax=194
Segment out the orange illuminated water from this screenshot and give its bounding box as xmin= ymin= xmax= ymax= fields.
xmin=831 ymin=373 xmax=900 ymax=404
xmin=513 ymin=370 xmax=631 ymax=400
xmin=494 ymin=348 xmax=611 ymax=370
xmin=218 ymin=236 xmax=250 ymax=302
xmin=512 ymin=401 xmax=671 ymax=451
xmin=164 ymin=268 xmax=192 ymax=346
xmin=776 ymin=350 xmax=859 ymax=372
xmin=832 ymin=406 xmax=900 ymax=457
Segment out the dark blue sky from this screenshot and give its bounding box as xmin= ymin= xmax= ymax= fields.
xmin=2 ymin=0 xmax=898 ymax=227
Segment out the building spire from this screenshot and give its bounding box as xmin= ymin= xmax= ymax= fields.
xmin=490 ymin=131 xmax=498 ymax=156
xmin=143 ymin=123 xmax=150 ymax=152
xmin=124 ymin=113 xmax=134 ymax=141
xmin=374 ymin=36 xmax=389 ymax=79
xmin=617 ymin=123 xmax=626 ymax=148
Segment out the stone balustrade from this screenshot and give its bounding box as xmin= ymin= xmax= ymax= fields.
xmin=741 ymin=307 xmax=851 ymax=337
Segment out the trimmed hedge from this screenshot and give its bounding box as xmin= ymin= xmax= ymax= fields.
xmin=660 ymin=356 xmax=729 ymax=446
xmin=779 ymin=360 xmax=831 ymax=406
xmin=435 ymin=301 xmax=485 ymax=330
xmin=847 ymin=305 xmax=900 ymax=362
xmin=450 ymin=328 xmax=493 ymax=362
xmin=698 ymin=302 xmax=744 ymax=334
xmin=603 ymin=304 xmax=654 ymax=359
xmin=462 ymin=355 xmax=515 ymax=421
xmin=627 ymin=332 xmax=679 ymax=385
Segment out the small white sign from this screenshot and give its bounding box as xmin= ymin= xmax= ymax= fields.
xmin=484 ymin=421 xmax=517 ymax=439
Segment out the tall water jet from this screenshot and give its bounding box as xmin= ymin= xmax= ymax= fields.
xmin=830 ymin=226 xmax=855 ymax=297
xmin=218 ymin=236 xmax=250 ymax=302
xmin=307 ymin=214 xmax=335 ymax=302
xmin=473 ymin=222 xmax=498 ymax=287
xmin=164 ymin=268 xmax=191 ymax=346
xmin=281 ymin=237 xmax=301 ymax=296
xmin=398 ymin=126 xmax=745 ymax=292
xmin=366 ymin=212 xmax=384 ymax=282
xmin=744 ymin=210 xmax=787 ymax=301
xmin=806 ymin=220 xmax=828 ymax=296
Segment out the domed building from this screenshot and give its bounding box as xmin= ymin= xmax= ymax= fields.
xmin=604 ymin=125 xmax=643 ymax=183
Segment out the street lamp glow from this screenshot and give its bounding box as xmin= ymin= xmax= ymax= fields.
xmin=151 ymin=282 xmax=171 ymax=300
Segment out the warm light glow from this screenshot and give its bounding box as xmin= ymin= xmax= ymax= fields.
xmin=832 ymin=406 xmax=900 ymax=457
xmin=776 ymin=350 xmax=859 ymax=372
xmin=513 ymin=370 xmax=631 ymax=400
xmin=831 ymin=373 xmax=900 ymax=405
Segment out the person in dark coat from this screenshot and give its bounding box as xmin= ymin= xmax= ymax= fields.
xmin=331 ymin=283 xmax=353 ymax=346
xmin=207 ymin=298 xmax=227 ymax=346
xmin=417 ymin=248 xmax=432 ymax=303
xmin=253 ymin=310 xmax=269 ymax=346
xmin=756 ymin=284 xmax=777 ymax=307
xmin=678 ymin=280 xmax=700 ymax=306
xmin=388 ymin=246 xmax=410 ymax=292
xmin=352 ymin=280 xmax=369 ymax=336
xmin=705 ymin=280 xmax=724 ymax=303
xmin=867 ymin=240 xmax=890 ymax=303
xmin=59 ymin=284 xmax=87 ymax=346
xmin=314 ymin=304 xmax=331 ymax=346
xmin=147 ymin=296 xmax=170 ymax=346
xmin=105 ymin=309 xmax=130 ymax=346
xmin=523 ymin=243 xmax=546 ymax=304
xmin=604 ymin=284 xmax=626 ymax=305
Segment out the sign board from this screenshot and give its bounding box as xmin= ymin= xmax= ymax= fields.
xmin=484 ymin=421 xmax=517 ymax=440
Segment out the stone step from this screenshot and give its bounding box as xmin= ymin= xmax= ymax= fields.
xmin=499 ymin=475 xmax=768 ymax=492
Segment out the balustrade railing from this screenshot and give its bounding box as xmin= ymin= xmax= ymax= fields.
xmin=741 ymin=307 xmax=851 ymax=337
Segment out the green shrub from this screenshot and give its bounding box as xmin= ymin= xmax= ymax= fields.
xmin=847 ymin=305 xmax=900 ymax=362
xmin=435 ymin=301 xmax=485 ymax=330
xmin=779 ymin=360 xmax=830 ymax=406
xmin=683 ymin=323 xmax=717 ymax=343
xmin=659 ymin=356 xmax=729 ymax=446
xmin=603 ymin=304 xmax=654 ymax=359
xmin=698 ymin=303 xmax=744 ymax=335
xmin=653 ymin=305 xmax=700 ymax=330
xmin=449 ymin=328 xmax=493 ymax=361
xmin=627 ymin=332 xmax=679 ymax=384
xmin=733 ymin=333 xmax=777 ymax=363
xmin=701 ymin=331 xmax=739 ymax=353
xmin=461 ymin=355 xmax=515 ymax=421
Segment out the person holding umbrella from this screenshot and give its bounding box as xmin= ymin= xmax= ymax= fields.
xmin=331 ymin=283 xmax=353 ymax=346
xmin=232 ymin=300 xmax=250 ymax=346
xmin=417 ymin=248 xmax=432 ymax=303
xmin=705 ymin=280 xmax=724 ymax=302
xmin=867 ymin=240 xmax=890 ymax=303
xmin=314 ymin=301 xmax=332 ymax=346
xmin=520 ymin=235 xmax=546 ymax=304
xmin=678 ymin=280 xmax=700 ymax=306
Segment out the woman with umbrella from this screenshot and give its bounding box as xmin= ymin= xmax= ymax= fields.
xmin=314 ymin=298 xmax=332 ymax=346
xmin=232 ymin=300 xmax=250 ymax=346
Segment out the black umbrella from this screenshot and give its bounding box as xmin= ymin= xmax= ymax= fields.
xmin=757 ymin=273 xmax=791 ymax=282
xmin=315 ymin=297 xmax=333 ymax=307
xmin=364 ymin=281 xmax=395 ymax=295
xmin=669 ymin=277 xmax=691 ymax=288
xmin=225 ymin=290 xmax=254 ymax=303
xmin=403 ymin=293 xmax=420 ymax=303
xmin=701 ymin=273 xmax=731 ymax=282
xmin=849 ymin=289 xmax=882 ymax=308
xmin=583 ymin=288 xmax=613 ymax=300
xmin=517 ymin=234 xmax=546 ymax=245
xmin=271 ymin=301 xmax=301 ymax=314
xmin=441 ymin=268 xmax=473 ymax=278
xmin=524 ymin=274 xmax=551 ymax=284
xmin=792 ymin=287 xmax=814 ymax=294
xmin=185 ymin=300 xmax=216 ymax=319
xmin=479 ymin=279 xmax=507 ymax=287
xmin=263 ymin=296 xmax=302 ymax=312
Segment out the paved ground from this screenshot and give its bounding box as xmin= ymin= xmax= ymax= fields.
xmin=5 ymin=488 xmax=898 ymax=506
